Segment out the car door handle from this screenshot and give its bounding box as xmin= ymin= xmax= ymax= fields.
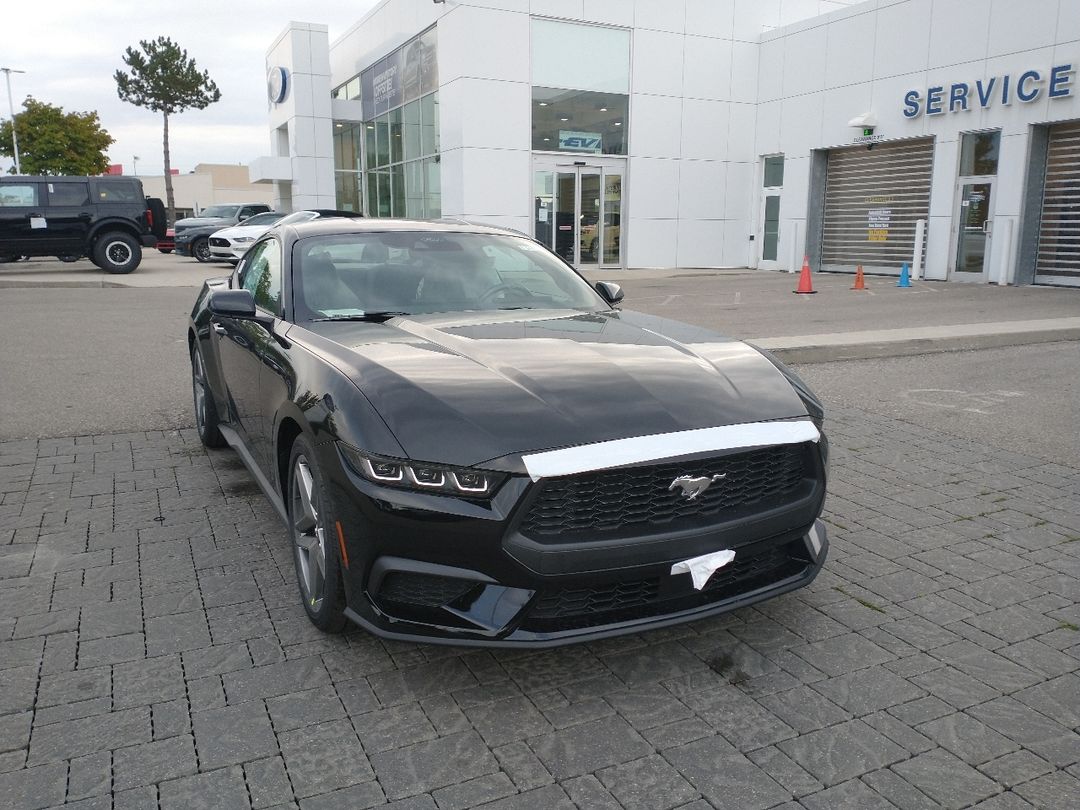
xmin=212 ymin=323 xmax=227 ymax=335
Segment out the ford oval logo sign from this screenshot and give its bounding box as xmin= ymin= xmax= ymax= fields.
xmin=267 ymin=66 xmax=290 ymax=105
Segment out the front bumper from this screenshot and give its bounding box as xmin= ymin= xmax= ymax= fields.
xmin=323 ymin=439 xmax=829 ymax=647
xmin=209 ymin=243 xmax=247 ymax=260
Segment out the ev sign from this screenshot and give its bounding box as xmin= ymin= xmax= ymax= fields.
xmin=559 ymin=130 xmax=603 ymax=154
xmin=903 ymin=63 xmax=1074 ymax=118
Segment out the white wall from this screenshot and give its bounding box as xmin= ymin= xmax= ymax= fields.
xmin=759 ymin=0 xmax=1080 ymax=278
xmin=261 ymin=22 xmax=336 ymax=212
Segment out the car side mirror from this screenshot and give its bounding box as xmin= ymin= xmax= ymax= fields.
xmin=238 ymin=213 xmax=250 ymax=221
xmin=209 ymin=289 xmax=257 ymax=319
xmin=595 ymin=281 xmax=624 ymax=306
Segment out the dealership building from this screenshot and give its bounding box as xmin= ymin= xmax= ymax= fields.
xmin=251 ymin=0 xmax=1079 ymax=287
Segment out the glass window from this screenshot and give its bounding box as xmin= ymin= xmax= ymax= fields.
xmin=375 ymin=114 xmax=390 ymax=168
xmin=603 ymin=173 xmax=622 ymax=266
xmin=421 ymin=93 xmax=439 ymax=157
xmin=365 ymin=123 xmax=377 ymax=172
xmin=402 ymin=100 xmax=422 ymax=162
xmin=335 ymin=172 xmax=361 ymax=214
xmin=293 ymin=231 xmax=606 ymax=319
xmin=532 ymin=88 xmax=628 ymax=154
xmin=334 ymin=123 xmax=362 ymax=172
xmin=94 ymin=180 xmax=141 ymax=202
xmin=959 ymin=131 xmax=1000 ymax=176
xmin=240 ymin=240 xmax=282 ymax=314
xmin=405 ymin=161 xmax=425 ymax=219
xmin=345 ymin=77 xmax=361 ymax=101
xmin=763 ymin=156 xmax=785 ymax=187
xmin=48 ymin=182 xmax=90 ymax=206
xmin=389 ymin=107 xmax=404 ymax=165
xmin=532 ymin=20 xmax=630 ymax=94
xmin=0 ymin=184 xmax=38 ymax=207
xmin=391 ymin=165 xmax=406 ymax=218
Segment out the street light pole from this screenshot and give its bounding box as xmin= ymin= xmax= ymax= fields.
xmin=133 ymin=155 xmax=139 ymax=176
xmin=1 ymin=67 xmax=26 ymax=175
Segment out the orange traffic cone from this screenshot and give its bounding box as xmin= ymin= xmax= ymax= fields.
xmin=793 ymin=256 xmax=817 ymax=294
xmin=852 ymin=265 xmax=867 ymax=290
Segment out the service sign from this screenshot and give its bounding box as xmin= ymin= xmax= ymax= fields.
xmin=903 ymin=63 xmax=1074 ymax=118
xmin=559 ymin=130 xmax=603 ymax=153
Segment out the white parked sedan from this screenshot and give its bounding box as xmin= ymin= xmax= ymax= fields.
xmin=209 ymin=210 xmax=362 ymax=262
xmin=207 ymin=212 xmax=286 ymax=262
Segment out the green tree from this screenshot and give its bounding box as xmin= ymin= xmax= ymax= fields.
xmin=0 ymin=97 xmax=114 ymax=176
xmin=114 ymin=36 xmax=221 ymax=224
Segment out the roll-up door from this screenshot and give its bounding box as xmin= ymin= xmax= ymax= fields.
xmin=1035 ymin=121 xmax=1080 ymax=286
xmin=820 ymin=138 xmax=933 ymax=274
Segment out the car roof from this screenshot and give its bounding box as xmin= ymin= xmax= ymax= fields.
xmin=282 ymin=217 xmax=522 ymax=240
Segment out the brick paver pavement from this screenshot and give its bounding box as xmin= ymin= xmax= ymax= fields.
xmin=1 ymin=407 xmax=1078 ymax=809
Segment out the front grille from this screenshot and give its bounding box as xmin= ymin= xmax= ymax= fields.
xmin=519 ymin=444 xmax=809 ymax=539
xmin=209 ymin=237 xmax=229 ymax=247
xmin=521 ymin=539 xmax=811 ymax=633
xmin=376 ymin=571 xmax=478 ymax=608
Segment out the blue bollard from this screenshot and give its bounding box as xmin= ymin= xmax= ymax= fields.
xmin=897 ymin=262 xmax=912 ymax=288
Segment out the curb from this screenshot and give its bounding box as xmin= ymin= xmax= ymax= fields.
xmin=755 ymin=323 xmax=1080 ymax=364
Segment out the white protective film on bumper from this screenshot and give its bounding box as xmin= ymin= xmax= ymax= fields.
xmin=521 ymin=420 xmax=820 ymax=481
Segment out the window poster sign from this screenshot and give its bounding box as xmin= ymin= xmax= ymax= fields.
xmin=868 ymin=207 xmax=891 ymax=242
xmin=558 ymin=131 xmax=603 ymax=153
xmin=361 ymin=27 xmax=439 ymax=121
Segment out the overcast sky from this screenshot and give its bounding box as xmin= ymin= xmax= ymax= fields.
xmin=0 ymin=0 xmax=380 ymax=176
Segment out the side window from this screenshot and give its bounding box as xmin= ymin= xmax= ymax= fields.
xmin=240 ymin=240 xmax=282 ymax=314
xmin=0 ymin=184 xmax=39 ymax=207
xmin=93 ymin=181 xmax=141 ymax=202
xmin=48 ymin=183 xmax=91 ymax=206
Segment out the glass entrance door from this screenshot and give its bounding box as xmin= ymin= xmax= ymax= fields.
xmin=533 ymin=162 xmax=623 ymax=268
xmin=954 ymin=181 xmax=992 ymax=280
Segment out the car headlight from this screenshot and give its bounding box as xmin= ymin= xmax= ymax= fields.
xmin=234 ymin=236 xmax=254 ymax=243
xmin=338 ymin=444 xmax=506 ymax=497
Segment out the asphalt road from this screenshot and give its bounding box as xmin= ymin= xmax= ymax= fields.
xmin=794 ymin=343 xmax=1080 ymax=468
xmin=0 ymin=287 xmax=194 ymax=439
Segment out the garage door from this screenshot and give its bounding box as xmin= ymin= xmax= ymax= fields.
xmin=1034 ymin=121 xmax=1080 ymax=286
xmin=820 ymin=138 xmax=933 ymax=275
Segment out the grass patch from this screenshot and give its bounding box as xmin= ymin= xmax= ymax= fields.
xmin=1059 ymin=622 xmax=1079 ymax=632
xmin=1063 ymin=535 xmax=1080 ymax=543
xmin=992 ymin=496 xmax=1007 ymax=503
xmin=834 ymin=586 xmax=887 ymax=614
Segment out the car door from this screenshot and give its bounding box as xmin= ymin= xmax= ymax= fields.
xmin=0 ymin=181 xmax=45 ymax=256
xmin=43 ymin=180 xmax=93 ymax=255
xmin=211 ymin=238 xmax=282 ymax=469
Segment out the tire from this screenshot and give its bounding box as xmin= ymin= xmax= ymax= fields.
xmin=58 ymin=255 xmax=80 ymax=263
xmin=192 ymin=237 xmax=212 ymax=263
xmin=158 ymin=249 xmax=173 ymax=255
xmin=93 ymin=232 xmax=142 ymax=274
xmin=190 ymin=342 xmax=227 ymax=449
xmin=0 ymin=254 xmax=23 ymax=263
xmin=287 ymin=434 xmax=348 ymax=633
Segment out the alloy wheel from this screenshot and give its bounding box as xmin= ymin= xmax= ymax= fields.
xmin=104 ymin=240 xmax=132 ymax=266
xmin=191 ymin=349 xmax=207 ymax=430
xmin=291 ymin=456 xmax=327 ymax=610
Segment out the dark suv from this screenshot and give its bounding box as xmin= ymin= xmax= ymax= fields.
xmin=0 ymin=176 xmax=165 ymax=274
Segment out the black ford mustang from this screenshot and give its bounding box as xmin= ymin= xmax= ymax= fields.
xmin=187 ymin=219 xmax=829 ymax=647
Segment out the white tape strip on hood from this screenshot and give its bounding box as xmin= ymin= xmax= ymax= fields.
xmin=521 ymin=420 xmax=819 ymax=481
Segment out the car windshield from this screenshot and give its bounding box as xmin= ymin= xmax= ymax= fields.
xmin=198 ymin=205 xmax=241 ymax=218
xmin=239 ymin=212 xmax=283 ymax=227
xmin=277 ymin=211 xmax=319 ymax=227
xmin=293 ymin=231 xmax=607 ymax=320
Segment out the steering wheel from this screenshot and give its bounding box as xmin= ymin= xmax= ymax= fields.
xmin=479 ymin=282 xmax=532 ymax=304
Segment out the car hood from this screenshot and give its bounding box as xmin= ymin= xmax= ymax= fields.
xmin=213 ymin=224 xmax=272 ymax=241
xmin=175 ymin=217 xmax=231 ymax=231
xmin=292 ymin=309 xmax=809 ymax=468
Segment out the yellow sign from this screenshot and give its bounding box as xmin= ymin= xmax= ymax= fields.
xmin=868 ymin=229 xmax=888 ymax=242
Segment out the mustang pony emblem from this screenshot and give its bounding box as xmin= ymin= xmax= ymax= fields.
xmin=668 ymin=474 xmax=726 ymax=501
